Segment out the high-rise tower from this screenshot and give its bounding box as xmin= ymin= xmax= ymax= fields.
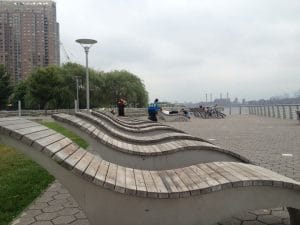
xmin=0 ymin=0 xmax=60 ymax=84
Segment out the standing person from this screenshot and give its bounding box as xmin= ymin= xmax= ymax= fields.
xmin=148 ymin=98 xmax=160 ymax=121
xmin=117 ymin=98 xmax=126 ymax=116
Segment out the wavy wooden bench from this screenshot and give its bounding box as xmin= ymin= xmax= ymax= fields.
xmin=94 ymin=110 xmax=159 ymax=126
xmin=0 ymin=117 xmax=299 ymax=225
xmin=93 ymin=110 xmax=188 ymax=130
xmin=75 ymin=112 xmax=208 ymax=144
xmin=97 ymin=110 xmax=157 ymax=125
xmin=70 ymin=112 xmax=172 ymax=134
xmin=91 ymin=111 xmax=176 ymax=132
xmin=52 ymin=113 xmax=248 ymax=169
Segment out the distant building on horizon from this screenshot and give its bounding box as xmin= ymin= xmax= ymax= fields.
xmin=0 ymin=0 xmax=60 ymax=84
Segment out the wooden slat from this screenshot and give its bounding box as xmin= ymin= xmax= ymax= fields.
xmin=235 ymin=163 xmax=280 ymax=186
xmin=217 ymin=162 xmax=252 ymax=187
xmin=15 ymin=125 xmax=48 ymax=135
xmin=94 ymin=160 xmax=109 ymax=186
xmin=193 ymin=165 xmax=221 ymax=192
xmin=104 ymin=163 xmax=117 ymax=190
xmin=10 ymin=125 xmax=46 ymax=139
xmin=83 ymin=156 xmax=102 ymax=181
xmin=22 ymin=129 xmax=55 ymax=146
xmin=142 ymin=170 xmax=158 ymax=198
xmin=0 ymin=118 xmax=29 ymax=125
xmin=5 ymin=122 xmax=38 ymax=130
xmin=32 ymin=133 xmax=65 ymax=151
xmin=174 ymin=168 xmax=199 ymax=195
xmin=0 ymin=117 xmax=23 ymax=122
xmin=44 ymin=138 xmax=72 ymax=156
xmin=150 ymin=171 xmax=169 ymax=198
xmin=125 ymin=168 xmax=136 ymax=195
xmin=158 ymin=171 xmax=179 ymax=198
xmin=73 ymin=152 xmax=94 ymax=175
xmin=1 ymin=121 xmax=34 ymax=135
xmin=166 ymin=170 xmax=190 ymax=198
xmin=133 ymin=169 xmax=147 ymax=197
xmin=115 ymin=165 xmax=126 ymax=193
xmin=52 ymin=143 xmax=79 ymax=164
xmin=62 ymin=148 xmax=86 ymax=170
xmin=207 ymin=162 xmax=241 ymax=187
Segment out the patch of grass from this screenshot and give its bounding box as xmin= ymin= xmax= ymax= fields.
xmin=41 ymin=122 xmax=89 ymax=149
xmin=0 ymin=145 xmax=54 ymax=225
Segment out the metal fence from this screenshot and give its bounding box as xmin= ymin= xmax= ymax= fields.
xmin=0 ymin=109 xmax=75 ymax=118
xmin=240 ymin=104 xmax=300 ymax=120
xmin=211 ymin=105 xmax=300 ymax=121
xmin=1 ymin=105 xmax=299 ymax=120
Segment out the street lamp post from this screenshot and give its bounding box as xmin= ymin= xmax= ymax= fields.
xmin=74 ymin=76 xmax=81 ymax=110
xmin=75 ymin=39 xmax=97 ymax=110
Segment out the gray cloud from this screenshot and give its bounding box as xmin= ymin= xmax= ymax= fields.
xmin=57 ymin=0 xmax=300 ymax=102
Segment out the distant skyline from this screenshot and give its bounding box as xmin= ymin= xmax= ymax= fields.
xmin=55 ymin=0 xmax=300 ymax=102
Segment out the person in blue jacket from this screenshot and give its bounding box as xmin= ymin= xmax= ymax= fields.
xmin=148 ymin=98 xmax=160 ymax=121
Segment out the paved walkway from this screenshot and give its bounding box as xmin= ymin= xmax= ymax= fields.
xmin=12 ymin=115 xmax=300 ymax=225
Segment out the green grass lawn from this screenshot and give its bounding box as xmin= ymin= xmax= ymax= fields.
xmin=41 ymin=121 xmax=89 ymax=149
xmin=0 ymin=145 xmax=54 ymax=225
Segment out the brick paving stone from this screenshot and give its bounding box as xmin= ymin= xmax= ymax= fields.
xmin=29 ymin=203 xmax=48 ymax=210
xmin=257 ymin=214 xmax=284 ymax=224
xmin=21 ymin=209 xmax=42 ymax=217
xmin=282 ymin=218 xmax=290 ymax=225
xmin=35 ymin=212 xmax=58 ymax=221
xmin=242 ymin=221 xmax=265 ymax=225
xmin=271 ymin=207 xmax=285 ymax=211
xmin=69 ymin=219 xmax=90 ymax=225
xmin=271 ymin=210 xmax=289 ymax=219
xmin=58 ymin=208 xmax=80 ymax=216
xmin=251 ymin=209 xmax=271 ymax=216
xmin=35 ymin=196 xmax=54 ymax=203
xmin=52 ymin=215 xmax=76 ymax=224
xmin=54 ymin=193 xmax=71 ymax=200
xmin=48 ymin=199 xmax=69 ymax=206
xmin=11 ymin=217 xmax=35 ymax=225
xmin=42 ymin=205 xmax=64 ymax=213
xmin=218 ymin=217 xmax=242 ymax=225
xmin=234 ymin=212 xmax=257 ymax=221
xmin=31 ymin=222 xmax=53 ymax=225
xmin=74 ymin=211 xmax=86 ymax=219
xmin=63 ymin=199 xmax=79 ymax=208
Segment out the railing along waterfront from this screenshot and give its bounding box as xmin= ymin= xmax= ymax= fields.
xmin=241 ymin=104 xmax=300 ymax=120
xmin=0 ymin=109 xmax=75 ymax=118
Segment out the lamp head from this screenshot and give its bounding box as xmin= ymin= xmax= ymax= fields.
xmin=76 ymin=39 xmax=97 ymax=45
xmin=76 ymin=39 xmax=97 ymax=50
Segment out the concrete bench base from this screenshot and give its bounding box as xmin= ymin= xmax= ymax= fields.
xmin=1 ymin=117 xmax=300 ymax=225
xmin=1 ymin=134 xmax=300 ymax=225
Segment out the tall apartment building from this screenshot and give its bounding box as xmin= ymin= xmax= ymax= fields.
xmin=0 ymin=0 xmax=60 ymax=84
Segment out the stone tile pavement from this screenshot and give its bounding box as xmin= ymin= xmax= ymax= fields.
xmin=11 ymin=181 xmax=89 ymax=225
xmin=168 ymin=115 xmax=300 ymax=181
xmin=11 ymin=115 xmax=300 ymax=225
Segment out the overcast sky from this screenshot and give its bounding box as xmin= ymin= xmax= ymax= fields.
xmin=56 ymin=0 xmax=300 ymax=102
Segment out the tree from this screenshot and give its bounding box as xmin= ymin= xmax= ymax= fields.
xmin=9 ymin=63 xmax=149 ymax=110
xmin=0 ymin=65 xmax=12 ymax=110
xmin=27 ymin=66 xmax=62 ymax=110
xmin=102 ymin=70 xmax=148 ymax=107
xmin=10 ymin=80 xmax=28 ymax=109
